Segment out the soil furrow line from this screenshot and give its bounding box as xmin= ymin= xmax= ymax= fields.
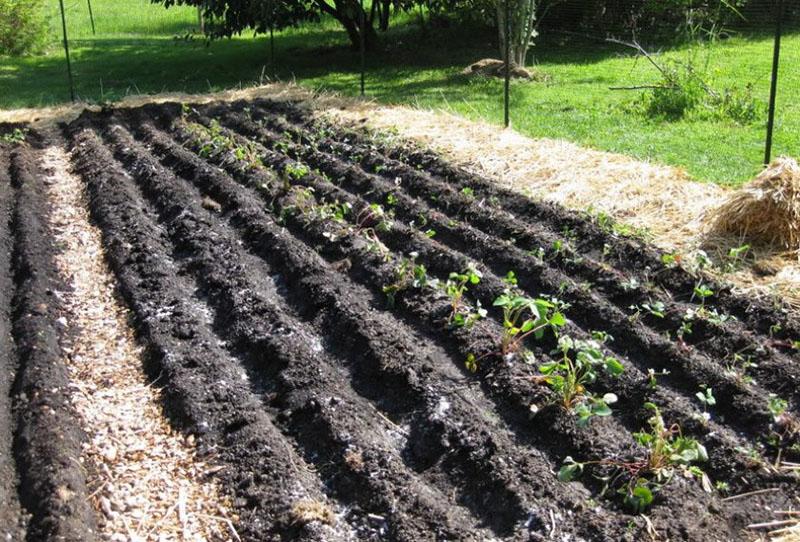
xmin=119 ymin=116 xmax=648 ymax=541
xmin=0 ymin=145 xmax=25 ymax=540
xmin=9 ymin=142 xmax=97 ymax=541
xmin=42 ymin=136 xmax=242 ymax=542
xmin=98 ymin=119 xmax=511 ymax=541
xmin=134 ymin=113 xmax=750 ymax=540
xmin=69 ymin=124 xmax=354 ymax=542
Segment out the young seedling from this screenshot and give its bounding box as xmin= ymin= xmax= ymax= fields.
xmin=723 ymin=353 xmax=757 ymax=386
xmin=630 ymin=301 xmax=666 ymax=321
xmin=559 ymin=403 xmax=710 ymax=512
xmin=538 ymin=334 xmax=624 ymax=426
xmin=494 ymin=290 xmax=566 ymax=356
xmin=724 ymin=244 xmax=750 ymax=272
xmin=382 ymin=253 xmax=431 ymax=308
xmin=284 ymin=162 xmax=310 ymax=182
xmin=443 ymin=265 xmax=486 ymax=328
xmin=692 ymin=283 xmax=714 ymax=308
xmin=0 ymin=128 xmax=27 ymax=144
xmin=696 ymin=387 xmax=716 ymax=409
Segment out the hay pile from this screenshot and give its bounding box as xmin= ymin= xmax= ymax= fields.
xmin=707 ymin=157 xmax=800 ymax=253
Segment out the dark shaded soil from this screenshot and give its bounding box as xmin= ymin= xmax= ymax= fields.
xmin=2 ymin=96 xmax=799 ymax=542
xmin=0 ymin=141 xmax=97 ymax=541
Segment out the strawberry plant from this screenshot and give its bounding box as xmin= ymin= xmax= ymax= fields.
xmin=382 ymin=252 xmax=431 ymax=308
xmin=538 ymin=334 xmax=624 ymax=426
xmin=284 ymin=162 xmax=310 ymax=181
xmin=356 ymin=203 xmax=392 ymax=234
xmin=559 ymin=403 xmax=710 ymax=511
xmin=442 ymin=266 xmax=486 ymax=328
xmin=493 ymin=290 xmax=566 ymax=356
xmin=693 ymin=283 xmax=714 ymax=307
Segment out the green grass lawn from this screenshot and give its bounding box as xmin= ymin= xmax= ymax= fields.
xmin=1 ymin=0 xmax=798 ymax=186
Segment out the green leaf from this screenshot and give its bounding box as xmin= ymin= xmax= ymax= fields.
xmin=538 ymin=362 xmax=559 ymax=375
xmin=550 ymin=312 xmax=567 ymax=327
xmin=592 ymin=401 xmax=612 ymax=417
xmin=625 ymin=482 xmax=654 ymax=513
xmin=557 ymin=459 xmax=583 ymax=482
xmin=465 ymin=353 xmax=478 ymax=373
xmin=521 ymin=320 xmax=535 ymax=333
xmin=604 ymin=357 xmax=624 ymax=376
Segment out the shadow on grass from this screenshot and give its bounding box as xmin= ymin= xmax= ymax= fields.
xmin=0 ymin=19 xmax=642 ymax=109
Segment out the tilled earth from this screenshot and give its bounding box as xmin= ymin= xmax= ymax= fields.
xmin=1 ymin=98 xmax=800 ymax=541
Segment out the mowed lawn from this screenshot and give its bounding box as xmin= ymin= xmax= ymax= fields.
xmin=1 ymin=0 xmax=798 ymax=185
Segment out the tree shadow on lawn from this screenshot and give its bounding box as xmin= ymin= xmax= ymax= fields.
xmin=1 ymin=19 xmax=767 ymax=109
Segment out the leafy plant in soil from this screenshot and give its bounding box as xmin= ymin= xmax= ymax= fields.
xmin=493 ymin=290 xmax=566 ymax=356
xmin=559 ymin=403 xmax=711 ymax=512
xmin=766 ymin=394 xmax=800 ymax=453
xmin=382 ymin=252 xmax=432 ymax=308
xmin=442 ymin=265 xmax=486 ymax=329
xmin=183 ymin=119 xmax=263 ymax=170
xmin=537 ymin=334 xmax=624 ymax=426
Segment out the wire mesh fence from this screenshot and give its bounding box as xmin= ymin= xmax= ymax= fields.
xmin=8 ymin=0 xmax=800 ymax=183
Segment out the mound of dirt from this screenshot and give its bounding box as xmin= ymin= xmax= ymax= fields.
xmin=462 ymin=58 xmax=545 ymax=81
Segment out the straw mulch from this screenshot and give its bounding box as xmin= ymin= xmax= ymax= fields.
xmin=707 ymin=157 xmax=800 ymax=253
xmin=327 ymin=102 xmax=800 ymax=310
xmin=3 ymin=82 xmax=798 ymax=309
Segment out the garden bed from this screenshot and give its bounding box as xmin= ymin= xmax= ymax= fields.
xmin=1 ymin=97 xmax=799 ymax=541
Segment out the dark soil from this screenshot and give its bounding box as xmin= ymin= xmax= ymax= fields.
xmin=2 ymin=97 xmax=799 ymax=542
xmin=0 ymin=141 xmax=96 ymax=541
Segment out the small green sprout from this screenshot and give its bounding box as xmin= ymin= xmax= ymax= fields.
xmin=660 ymin=253 xmax=679 ymax=268
xmin=693 ymin=284 xmax=714 ymax=307
xmin=424 ymin=229 xmax=436 ymax=238
xmin=558 ymin=403 xmax=710 ymax=512
xmin=382 ymin=252 xmax=430 ymax=308
xmin=646 ymin=368 xmax=670 ymax=390
xmin=493 ymin=290 xmax=566 ymax=355
xmin=538 ymin=335 xmax=623 ymax=425
xmin=284 ymin=162 xmax=310 ymax=181
xmin=443 ymin=266 xmax=485 ymax=328
xmin=503 ymin=271 xmax=518 ymax=286
xmin=768 ymin=394 xmax=788 ymax=421
xmin=461 ymin=187 xmax=475 ymax=198
xmin=642 ymin=301 xmax=666 ymax=318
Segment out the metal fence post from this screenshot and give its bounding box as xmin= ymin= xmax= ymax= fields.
xmin=764 ymin=0 xmax=785 ymax=165
xmin=87 ymin=0 xmax=96 ymax=35
xmin=504 ymin=0 xmax=511 ymax=128
xmin=59 ymin=0 xmax=76 ymax=102
xmin=360 ymin=0 xmax=366 ymax=96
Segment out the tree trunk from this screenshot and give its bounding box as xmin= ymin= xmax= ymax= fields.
xmin=379 ymin=0 xmax=391 ymax=31
xmin=316 ymin=0 xmax=378 ymax=51
xmin=497 ymin=0 xmax=538 ymax=67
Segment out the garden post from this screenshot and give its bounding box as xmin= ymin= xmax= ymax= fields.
xmin=764 ymin=0 xmax=784 ymax=165
xmin=360 ymin=0 xmax=366 ymax=96
xmin=504 ymin=0 xmax=511 ymax=127
xmin=87 ymin=0 xmax=96 ymax=35
xmin=59 ymin=0 xmax=76 ymax=102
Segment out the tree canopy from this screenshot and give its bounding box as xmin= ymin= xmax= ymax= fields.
xmin=153 ymin=0 xmax=418 ymax=50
